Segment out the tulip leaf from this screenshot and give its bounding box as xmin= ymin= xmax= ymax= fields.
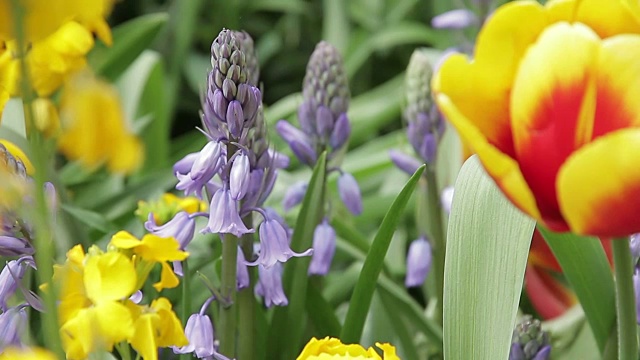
xmin=89 ymin=13 xmax=168 ymax=81
xmin=267 ymin=152 xmax=327 ymax=359
xmin=537 ymin=226 xmax=615 ymax=353
xmin=306 ymin=283 xmax=342 ymax=337
xmin=340 ymin=164 xmax=425 ymax=343
xmin=444 ymin=156 xmax=535 ymax=359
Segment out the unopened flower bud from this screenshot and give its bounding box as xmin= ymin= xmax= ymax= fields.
xmin=509 ymin=315 xmax=551 ymax=360
xmin=405 ymin=237 xmax=432 ymax=287
xmin=308 ymin=220 xmax=336 ymax=276
xmin=338 ymin=172 xmax=363 ymax=215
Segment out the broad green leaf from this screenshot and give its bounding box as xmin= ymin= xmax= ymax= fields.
xmin=61 ymin=204 xmax=115 ymax=234
xmin=268 ymin=152 xmax=327 ymax=359
xmin=444 ymin=156 xmax=535 ymax=359
xmin=117 ymin=51 xmax=170 ymax=172
xmin=538 ymin=226 xmax=615 ymax=353
xmin=340 ymin=164 xmax=425 ymax=343
xmin=306 ymin=283 xmax=342 ymax=337
xmin=89 ymin=13 xmax=168 ymax=81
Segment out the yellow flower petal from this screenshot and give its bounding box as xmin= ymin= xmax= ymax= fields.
xmin=30 ymin=98 xmax=60 ymax=137
xmin=0 ymin=0 xmax=75 ymax=42
xmin=435 ymin=94 xmax=541 ymax=221
xmin=0 ymin=139 xmax=34 ymax=175
xmin=557 ymin=129 xmax=640 ymax=236
xmin=153 ymin=261 xmax=180 ymax=291
xmin=0 ymin=347 xmax=57 ymax=360
xmin=140 ymin=234 xmax=189 ymax=262
xmin=375 ymin=343 xmax=400 ymax=360
xmin=130 ymin=312 xmax=159 ymax=360
xmin=110 ymin=230 xmax=143 ymax=249
xmin=151 ymin=297 xmax=188 ymax=347
xmin=84 ymin=251 xmax=136 ymax=303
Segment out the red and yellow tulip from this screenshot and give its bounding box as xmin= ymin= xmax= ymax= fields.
xmin=433 ymin=0 xmax=640 ymax=237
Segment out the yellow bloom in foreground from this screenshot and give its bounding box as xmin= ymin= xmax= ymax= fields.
xmin=56 ymin=248 xmax=137 ymax=359
xmin=297 ymin=337 xmax=400 ymax=360
xmin=128 ymin=297 xmax=188 ymax=360
xmin=0 ymin=347 xmax=56 ymax=360
xmin=110 ymin=231 xmax=189 ymax=291
xmin=58 ymin=72 xmax=143 ymax=174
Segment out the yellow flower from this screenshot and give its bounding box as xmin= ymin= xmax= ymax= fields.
xmin=54 ymin=246 xmax=137 ymax=360
xmin=297 ymin=337 xmax=400 ymax=360
xmin=0 ymin=347 xmax=57 ymax=360
xmin=136 ymin=193 xmax=208 ymax=225
xmin=0 ymin=139 xmax=31 ymax=209
xmin=128 ymin=297 xmax=188 ymax=360
xmin=69 ymin=0 xmax=116 ymax=46
xmin=433 ymin=0 xmax=640 ymax=236
xmin=58 ymin=72 xmax=144 ymax=174
xmin=110 ymin=231 xmax=189 ymax=291
xmin=30 ymin=97 xmax=60 ymax=137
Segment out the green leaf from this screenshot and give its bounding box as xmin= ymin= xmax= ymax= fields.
xmin=267 ymin=152 xmax=327 ymax=359
xmin=89 ymin=13 xmax=168 ymax=81
xmin=538 ymin=226 xmax=615 ymax=353
xmin=0 ymin=98 xmax=26 ymax=138
xmin=340 ymin=164 xmax=425 ymax=343
xmin=444 ymin=156 xmax=535 ymax=359
xmin=306 ymin=283 xmax=342 ymax=337
xmin=116 ymin=50 xmax=170 ymax=172
xmin=61 ymin=204 xmax=115 ymax=234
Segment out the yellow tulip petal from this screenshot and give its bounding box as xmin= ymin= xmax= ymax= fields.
xmin=592 ymin=34 xmax=640 ymax=136
xmin=84 ymin=251 xmax=136 ymax=303
xmin=433 ymin=1 xmax=548 ymax=156
xmin=573 ymin=0 xmax=640 ymax=38
xmin=510 ymin=22 xmax=599 ymax=229
xmin=435 ymin=94 xmax=540 ymax=221
xmin=557 ymin=129 xmax=640 ymax=237
xmin=376 ymin=343 xmax=400 ymax=360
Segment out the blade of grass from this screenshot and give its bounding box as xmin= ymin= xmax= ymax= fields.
xmin=340 ymin=165 xmax=425 ymax=343
xmin=538 ymin=226 xmax=615 ymax=353
xmin=444 ymin=156 xmax=535 ymax=359
xmin=267 ymin=152 xmax=327 ymax=359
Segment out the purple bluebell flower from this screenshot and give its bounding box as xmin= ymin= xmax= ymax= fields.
xmin=389 ymin=150 xmax=423 ymax=176
xmin=246 ymin=217 xmax=312 ymax=268
xmin=308 ymin=220 xmax=336 ymax=276
xmin=203 ymin=188 xmax=253 ymax=237
xmin=237 ymin=248 xmax=250 ymax=290
xmin=0 ymin=236 xmax=34 ymax=257
xmin=634 ymin=270 xmax=640 ymax=324
xmin=255 ymin=262 xmax=288 ymax=307
xmin=175 ymin=141 xmax=225 ymax=199
xmin=0 ymin=305 xmax=27 ymax=350
xmin=230 ymin=152 xmax=250 ymax=200
xmin=338 ymin=172 xmax=363 ymax=215
xmin=405 ymin=237 xmax=432 ymax=287
xmin=631 ymin=234 xmax=640 ymax=258
xmin=145 ymin=211 xmax=196 ymax=248
xmin=282 ymin=181 xmax=308 ymax=212
xmin=509 ymin=315 xmax=551 ymax=360
xmin=431 ymin=9 xmax=479 ymax=29
xmin=173 ymin=297 xmax=231 ymax=360
xmin=129 ymin=290 xmax=143 ymax=304
xmin=0 ymin=257 xmax=35 ymax=312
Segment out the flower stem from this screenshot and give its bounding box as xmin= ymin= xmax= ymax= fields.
xmin=10 ymin=1 xmax=63 ymax=358
xmin=612 ymin=237 xmax=638 ymax=360
xmin=425 ymin=167 xmax=445 ymax=326
xmin=180 ymin=260 xmax=191 ymax=360
xmin=218 ymin=233 xmax=238 ymax=357
xmin=238 ymin=216 xmax=255 ymax=360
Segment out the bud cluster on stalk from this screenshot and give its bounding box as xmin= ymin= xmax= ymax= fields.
xmin=509 ymin=315 xmax=551 ymax=360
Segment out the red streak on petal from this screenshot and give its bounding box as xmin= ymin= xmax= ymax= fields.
xmin=516 ymin=79 xmax=590 ymax=226
xmin=592 ymin=84 xmax=637 ymax=138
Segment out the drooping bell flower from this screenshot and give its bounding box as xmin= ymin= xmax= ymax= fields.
xmin=433 ymin=0 xmax=640 ymax=237
xmin=405 ymin=237 xmax=432 ymax=287
xmin=255 ymin=262 xmax=288 ymax=308
xmin=308 ymin=220 xmax=336 ymax=276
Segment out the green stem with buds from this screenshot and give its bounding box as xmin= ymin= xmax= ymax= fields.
xmin=612 ymin=237 xmax=638 ymax=360
xmin=10 ymin=1 xmax=64 ymax=357
xmin=425 ymin=167 xmax=445 ymax=326
xmin=218 ymin=233 xmax=239 ymax=357
xmin=238 ymin=214 xmax=256 ymax=360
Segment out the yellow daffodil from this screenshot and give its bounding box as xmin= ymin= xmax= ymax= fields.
xmin=433 ymin=0 xmax=640 ymax=236
xmin=58 ymin=72 xmax=144 ymax=174
xmin=56 ymin=247 xmax=137 ymax=360
xmin=128 ymin=297 xmax=189 ymax=360
xmin=0 ymin=347 xmax=57 ymax=360
xmin=110 ymin=231 xmax=189 ymax=291
xmin=136 ymin=193 xmax=208 ymax=225
xmin=297 ymin=337 xmax=400 ymax=360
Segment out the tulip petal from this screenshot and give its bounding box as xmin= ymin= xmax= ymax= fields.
xmin=435 ymin=94 xmax=540 ymax=220
xmin=593 ymin=35 xmax=640 ymax=136
xmin=557 ymin=129 xmax=640 ymax=237
xmin=511 ymin=23 xmax=600 ymax=230
xmin=573 ymin=0 xmax=640 ymax=38
xmin=432 ymin=1 xmax=548 ymax=156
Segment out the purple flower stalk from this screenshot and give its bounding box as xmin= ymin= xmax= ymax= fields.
xmin=405 ymin=237 xmax=432 ymax=287
xmin=167 ymin=29 xmax=306 ymax=270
